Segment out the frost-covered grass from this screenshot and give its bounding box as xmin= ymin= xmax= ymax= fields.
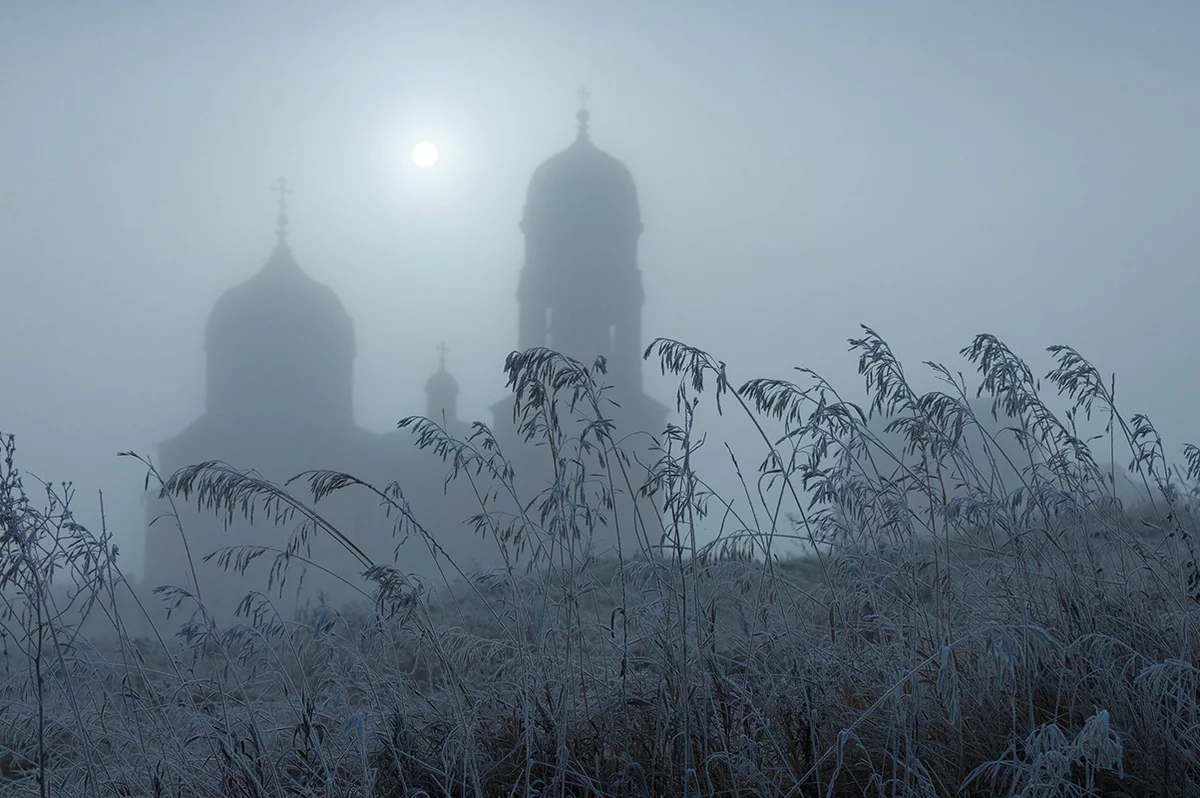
xmin=2 ymin=330 xmax=1199 ymax=797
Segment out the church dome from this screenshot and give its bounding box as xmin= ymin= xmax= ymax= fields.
xmin=425 ymin=366 xmax=458 ymax=396
xmin=521 ymin=108 xmax=643 ymax=238
xmin=424 ymin=343 xmax=459 ymax=423
xmin=204 ymin=240 xmax=354 ymax=356
xmin=201 ymin=195 xmax=357 ymax=428
xmin=424 ymin=364 xmax=456 ymax=388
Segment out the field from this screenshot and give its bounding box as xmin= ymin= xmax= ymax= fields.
xmin=1 ymin=331 xmax=1198 ymax=797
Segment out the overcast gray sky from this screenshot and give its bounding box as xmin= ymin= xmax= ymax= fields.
xmin=4 ymin=1 xmax=1199 ymax=577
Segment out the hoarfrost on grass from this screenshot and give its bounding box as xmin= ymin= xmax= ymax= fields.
xmin=1 ymin=331 xmax=1197 ymax=796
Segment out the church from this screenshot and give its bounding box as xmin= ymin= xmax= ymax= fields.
xmin=142 ymin=99 xmax=668 ymax=620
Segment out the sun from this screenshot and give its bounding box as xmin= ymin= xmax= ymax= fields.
xmin=412 ymin=141 xmax=439 ymax=168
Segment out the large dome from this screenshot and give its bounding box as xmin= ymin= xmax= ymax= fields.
xmin=202 ymin=237 xmax=356 ymax=425
xmin=205 ymin=241 xmax=354 ymax=357
xmin=521 ymin=109 xmax=643 ymax=238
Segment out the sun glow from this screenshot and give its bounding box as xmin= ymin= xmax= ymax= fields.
xmin=412 ymin=141 xmax=439 ymax=168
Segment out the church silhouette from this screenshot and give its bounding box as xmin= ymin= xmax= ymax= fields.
xmin=143 ymin=100 xmax=668 ymax=619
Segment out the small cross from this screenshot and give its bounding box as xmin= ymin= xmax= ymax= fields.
xmin=576 ymin=85 xmax=590 ymax=111
xmin=436 ymin=340 xmax=449 ymax=370
xmin=271 ymin=176 xmax=294 ymax=241
xmin=271 ymin=176 xmax=293 ymax=215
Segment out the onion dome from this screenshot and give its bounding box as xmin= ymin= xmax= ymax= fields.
xmin=204 ymin=241 xmax=354 ymax=357
xmin=521 ymin=92 xmax=643 ymax=240
xmin=203 ymin=178 xmax=355 ymax=423
xmin=425 ymin=342 xmax=459 ymax=422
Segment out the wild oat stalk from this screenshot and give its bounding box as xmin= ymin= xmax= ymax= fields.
xmin=3 ymin=328 xmax=1199 ymax=796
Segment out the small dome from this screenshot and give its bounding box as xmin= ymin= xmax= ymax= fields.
xmin=205 ymin=241 xmax=354 ymax=357
xmin=425 ymin=343 xmax=459 ymax=422
xmin=425 ymin=367 xmax=458 ymax=397
xmin=521 ymin=109 xmax=643 ymax=238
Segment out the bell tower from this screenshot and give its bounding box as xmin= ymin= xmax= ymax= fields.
xmin=492 ymin=93 xmax=668 ymax=562
xmin=516 ymin=88 xmax=652 ymax=400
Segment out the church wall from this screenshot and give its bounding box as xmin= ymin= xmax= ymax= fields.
xmin=142 ymin=421 xmax=507 ymax=624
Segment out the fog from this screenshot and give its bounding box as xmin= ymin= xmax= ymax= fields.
xmin=4 ymin=1 xmax=1199 ymax=581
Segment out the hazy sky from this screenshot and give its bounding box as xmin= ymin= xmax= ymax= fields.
xmin=4 ymin=1 xmax=1200 ymax=577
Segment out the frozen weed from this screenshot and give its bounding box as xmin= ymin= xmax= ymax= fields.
xmin=1 ymin=330 xmax=1197 ymax=796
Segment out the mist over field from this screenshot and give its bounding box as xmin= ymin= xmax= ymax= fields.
xmin=3 ymin=3 xmax=1200 ymax=795
xmin=4 ymin=1 xmax=1200 ymax=579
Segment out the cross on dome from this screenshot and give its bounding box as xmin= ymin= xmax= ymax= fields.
xmin=575 ymin=85 xmax=591 ymax=140
xmin=271 ymin=176 xmax=294 ymax=243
